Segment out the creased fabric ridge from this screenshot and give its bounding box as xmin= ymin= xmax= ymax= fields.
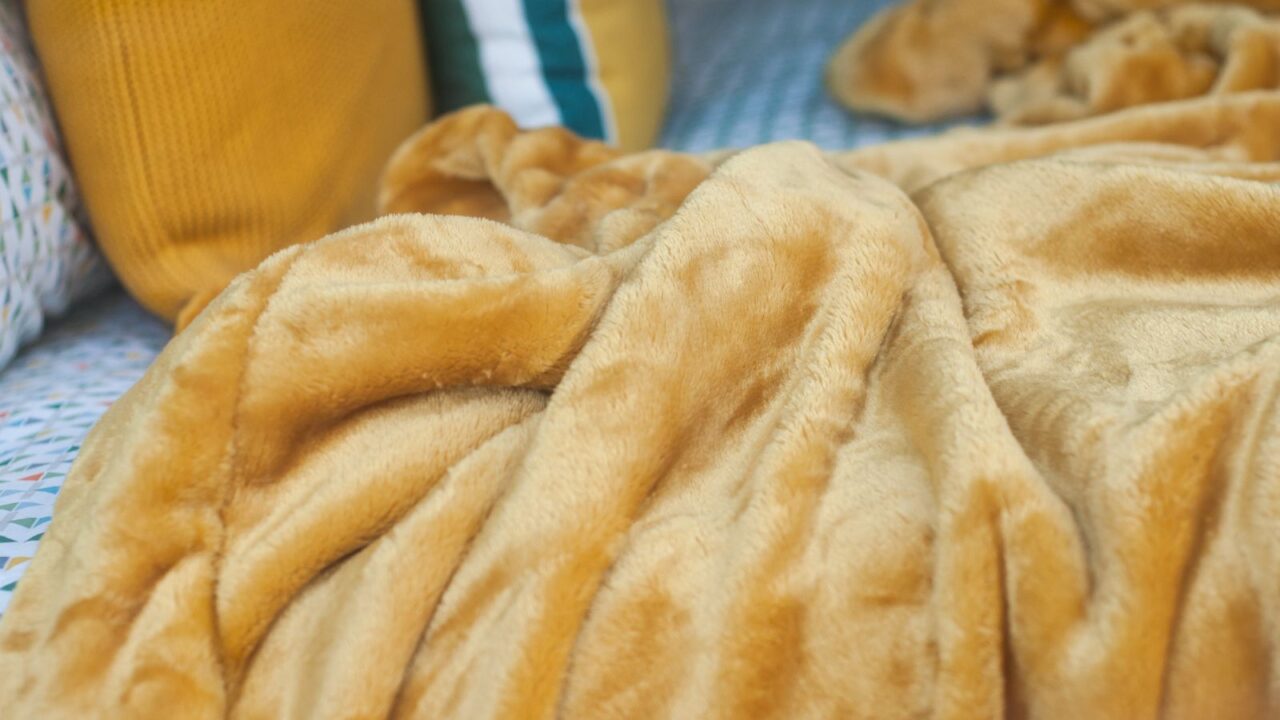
xmin=1 ymin=100 xmax=1279 ymax=719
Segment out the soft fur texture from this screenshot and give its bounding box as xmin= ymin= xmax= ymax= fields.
xmin=827 ymin=0 xmax=1280 ymax=124
xmin=1 ymin=98 xmax=1279 ymax=717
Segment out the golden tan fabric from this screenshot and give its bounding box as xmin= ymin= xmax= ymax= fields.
xmin=378 ymin=108 xmax=712 ymax=252
xmin=27 ymin=0 xmax=431 ymax=324
xmin=990 ymin=5 xmax=1280 ymax=123
xmin=827 ymin=0 xmax=1093 ymax=122
xmin=840 ymin=90 xmax=1280 ymax=191
xmin=827 ymin=0 xmax=1280 ymax=124
xmin=4 ymin=100 xmax=1280 ymax=718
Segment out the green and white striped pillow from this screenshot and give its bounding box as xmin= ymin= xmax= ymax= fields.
xmin=420 ymin=0 xmax=670 ymax=151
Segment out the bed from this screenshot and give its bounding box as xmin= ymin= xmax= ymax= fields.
xmin=0 ymin=0 xmax=951 ymax=614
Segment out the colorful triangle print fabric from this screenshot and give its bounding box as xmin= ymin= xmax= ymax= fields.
xmin=0 ymin=293 xmax=166 ymax=614
xmin=0 ymin=1 xmax=112 ymax=370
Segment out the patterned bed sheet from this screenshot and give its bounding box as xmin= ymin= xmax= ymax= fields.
xmin=0 ymin=290 xmax=167 ymax=613
xmin=659 ymin=0 xmax=972 ymax=151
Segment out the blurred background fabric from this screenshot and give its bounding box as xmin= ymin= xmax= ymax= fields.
xmin=660 ymin=0 xmax=975 ymax=151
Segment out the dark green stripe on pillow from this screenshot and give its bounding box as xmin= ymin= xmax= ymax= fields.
xmin=420 ymin=0 xmax=491 ymax=112
xmin=520 ymin=0 xmax=605 ymax=140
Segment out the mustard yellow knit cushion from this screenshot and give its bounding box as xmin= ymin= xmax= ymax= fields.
xmin=27 ymin=1 xmax=431 ymax=323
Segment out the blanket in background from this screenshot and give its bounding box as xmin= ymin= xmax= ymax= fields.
xmin=3 ymin=88 xmax=1280 ymax=720
xmin=829 ymin=0 xmax=1280 ymax=124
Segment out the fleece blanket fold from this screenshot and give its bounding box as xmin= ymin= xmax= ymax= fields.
xmin=827 ymin=0 xmax=1280 ymax=125
xmin=3 ymin=94 xmax=1280 ymax=718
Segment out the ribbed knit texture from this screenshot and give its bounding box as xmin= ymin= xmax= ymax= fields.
xmin=26 ymin=0 xmax=431 ymax=322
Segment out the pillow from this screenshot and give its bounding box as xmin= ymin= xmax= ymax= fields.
xmin=0 ymin=3 xmax=110 ymax=369
xmin=26 ymin=1 xmax=432 ymax=325
xmin=421 ymin=0 xmax=670 ymax=151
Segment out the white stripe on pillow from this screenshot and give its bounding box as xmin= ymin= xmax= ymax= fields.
xmin=462 ymin=0 xmax=562 ymax=129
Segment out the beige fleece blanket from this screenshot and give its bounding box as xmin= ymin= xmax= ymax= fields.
xmin=828 ymin=0 xmax=1280 ymax=125
xmin=2 ymin=88 xmax=1280 ymax=718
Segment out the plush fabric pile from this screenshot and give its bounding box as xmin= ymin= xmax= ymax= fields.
xmin=828 ymin=0 xmax=1280 ymax=125
xmin=3 ymin=4 xmax=1280 ymax=718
